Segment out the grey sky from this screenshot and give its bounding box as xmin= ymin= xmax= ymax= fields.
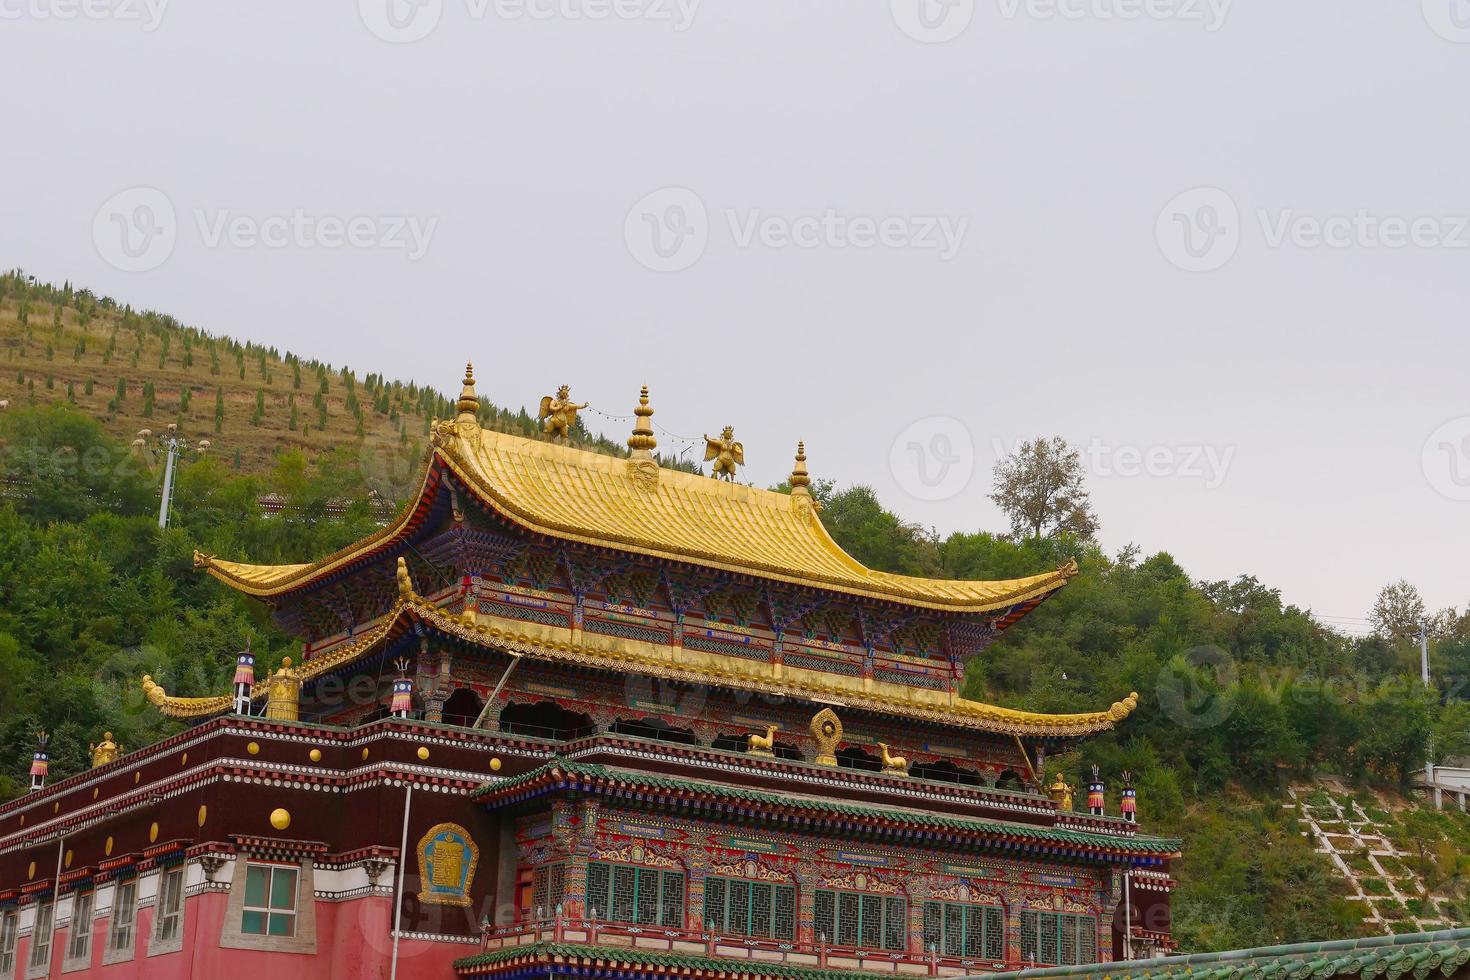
xmin=5 ymin=0 xmax=1469 ymax=626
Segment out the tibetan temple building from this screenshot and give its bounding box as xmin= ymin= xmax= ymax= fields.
xmin=0 ymin=368 xmax=1181 ymax=979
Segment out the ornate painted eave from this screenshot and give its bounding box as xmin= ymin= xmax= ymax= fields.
xmin=471 ymin=760 xmax=1181 ymax=862
xmin=192 ymin=382 xmax=1080 ymax=613
xmin=979 ymin=928 xmax=1470 ymax=980
xmin=138 ymin=591 xmax=1141 ymax=738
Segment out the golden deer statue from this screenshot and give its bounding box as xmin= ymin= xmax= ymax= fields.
xmin=878 ymin=742 xmax=909 ymax=775
xmin=747 ymin=725 xmax=779 ymax=758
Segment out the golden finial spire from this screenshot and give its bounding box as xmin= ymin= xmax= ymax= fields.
xmin=455 ymin=362 xmax=479 ymax=422
xmin=790 ymin=440 xmax=811 ymax=496
xmin=628 ymin=385 xmax=657 ymax=457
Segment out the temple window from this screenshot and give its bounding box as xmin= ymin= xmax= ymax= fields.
xmin=909 ymin=759 xmax=991 ymax=788
xmin=813 ymin=890 xmax=906 ymax=952
xmin=441 ymin=688 xmax=485 ymax=728
xmin=703 ymin=877 xmax=796 ymax=941
xmin=608 ymin=718 xmax=698 ymax=746
xmin=1019 ymin=910 xmax=1097 ymax=966
xmin=153 ymin=867 xmax=185 ymax=944
xmin=835 ymin=746 xmax=883 ymax=773
xmin=531 ymin=863 xmax=565 ymax=917
xmin=108 ymin=880 xmax=137 ymax=953
xmin=64 ymin=888 xmax=94 ymax=963
xmin=27 ymin=900 xmax=53 ymax=971
xmin=498 ymin=702 xmax=596 ymax=741
xmin=0 ymin=908 xmax=17 ymax=973
xmin=241 ymin=864 xmax=299 ymax=937
xmin=922 ymin=901 xmax=1004 ymax=959
xmin=585 ymin=862 xmax=684 ymax=927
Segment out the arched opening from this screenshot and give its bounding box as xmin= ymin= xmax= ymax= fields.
xmin=910 ymin=759 xmax=991 ymax=787
xmin=499 ymin=701 xmax=596 ymax=741
xmin=441 ymin=688 xmax=485 ymax=728
xmin=836 ymin=746 xmax=882 ymax=773
xmin=711 ymin=732 xmax=804 ymax=762
xmin=995 ymin=769 xmax=1026 ymax=792
xmin=609 ymin=717 xmax=699 ymax=746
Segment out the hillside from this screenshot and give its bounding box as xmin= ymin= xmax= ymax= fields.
xmin=0 ymin=270 xmax=691 ymax=497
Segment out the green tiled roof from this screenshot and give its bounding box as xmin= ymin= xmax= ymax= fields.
xmin=454 ymin=940 xmax=907 ymax=978
xmin=473 ymin=759 xmax=1180 ymax=859
xmin=980 ymin=928 xmax=1470 ymax=980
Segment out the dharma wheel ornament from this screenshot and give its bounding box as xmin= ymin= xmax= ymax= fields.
xmin=810 ymin=708 xmax=842 ymax=767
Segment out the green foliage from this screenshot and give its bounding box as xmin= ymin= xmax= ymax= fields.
xmin=0 ymin=406 xmax=385 ymax=797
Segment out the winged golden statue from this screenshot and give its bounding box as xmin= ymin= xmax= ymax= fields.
xmin=703 ymin=426 xmax=745 ymax=481
xmin=537 ymin=385 xmax=587 ymax=443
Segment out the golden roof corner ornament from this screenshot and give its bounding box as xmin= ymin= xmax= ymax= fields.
xmin=1108 ymin=691 xmax=1140 ymax=722
xmin=703 ymin=426 xmax=745 ymax=481
xmin=626 ymin=385 xmax=659 ymax=491
xmin=89 ymin=732 xmax=121 ymax=769
xmin=538 ymin=385 xmax=587 ymax=444
xmin=396 ymin=556 xmax=418 ymax=602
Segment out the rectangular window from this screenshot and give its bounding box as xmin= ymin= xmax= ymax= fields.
xmin=585 ymin=862 xmax=683 ymax=927
xmin=1020 ymin=910 xmax=1098 ymax=966
xmin=28 ymin=901 xmax=53 ymax=970
xmin=703 ymin=876 xmax=795 ymax=941
xmin=241 ymin=864 xmax=299 ymax=938
xmin=109 ymin=880 xmax=137 ymax=952
xmin=66 ymin=890 xmax=94 ymax=961
xmin=923 ymin=901 xmax=1004 ymax=960
xmin=813 ymin=889 xmax=906 ymax=952
xmin=531 ymin=863 xmax=566 ymax=917
xmin=154 ymin=867 xmax=184 ymax=944
xmin=0 ymin=909 xmax=18 ymax=973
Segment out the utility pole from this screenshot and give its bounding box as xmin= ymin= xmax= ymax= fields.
xmin=157 ymin=432 xmax=179 ymax=529
xmin=1421 ymin=623 xmax=1441 ymax=810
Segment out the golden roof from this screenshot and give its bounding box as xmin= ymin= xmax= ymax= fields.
xmin=197 ymin=403 xmax=1077 ymax=613
xmin=141 ymin=588 xmax=1141 ymax=737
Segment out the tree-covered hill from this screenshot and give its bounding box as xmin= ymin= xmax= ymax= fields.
xmin=5 ymin=273 xmax=1470 ymax=954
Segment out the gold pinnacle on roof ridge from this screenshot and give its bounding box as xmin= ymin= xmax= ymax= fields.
xmin=628 ymin=385 xmax=657 ymax=455
xmin=456 ymin=363 xmax=479 ymax=422
xmin=790 ymin=440 xmax=811 ymax=495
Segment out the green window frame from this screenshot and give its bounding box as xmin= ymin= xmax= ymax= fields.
xmin=703 ymin=876 xmax=796 ymax=941
xmin=586 ymin=861 xmax=684 ymax=928
xmin=813 ymin=889 xmax=906 ymax=952
xmin=922 ymin=901 xmax=1004 ymax=960
xmin=1020 ymin=910 xmax=1097 ymax=966
xmin=241 ymin=863 xmax=299 ymax=937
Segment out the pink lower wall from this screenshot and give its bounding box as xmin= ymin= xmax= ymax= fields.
xmin=14 ymin=892 xmax=470 ymax=979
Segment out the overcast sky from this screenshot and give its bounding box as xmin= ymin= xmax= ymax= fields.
xmin=5 ymin=0 xmax=1470 ymax=627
